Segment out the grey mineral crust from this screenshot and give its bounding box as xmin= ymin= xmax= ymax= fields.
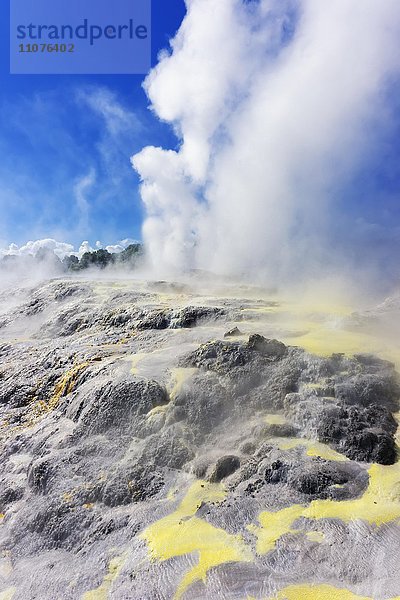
xmin=0 ymin=278 xmax=399 ymax=599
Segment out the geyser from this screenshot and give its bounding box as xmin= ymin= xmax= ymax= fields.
xmin=132 ymin=0 xmax=400 ymax=288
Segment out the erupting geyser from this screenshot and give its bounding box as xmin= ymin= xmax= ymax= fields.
xmin=132 ymin=0 xmax=400 ymax=288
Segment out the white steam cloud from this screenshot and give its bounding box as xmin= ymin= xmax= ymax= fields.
xmin=0 ymin=238 xmax=136 ymax=260
xmin=132 ymin=0 xmax=400 ymax=285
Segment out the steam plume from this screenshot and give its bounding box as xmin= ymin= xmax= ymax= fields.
xmin=132 ymin=0 xmax=400 ymax=286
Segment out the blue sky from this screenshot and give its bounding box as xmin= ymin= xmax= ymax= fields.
xmin=0 ymin=0 xmax=399 ymax=281
xmin=0 ymin=0 xmax=186 ymax=249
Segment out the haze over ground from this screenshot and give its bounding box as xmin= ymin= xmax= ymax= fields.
xmin=1 ymin=0 xmax=400 ymax=298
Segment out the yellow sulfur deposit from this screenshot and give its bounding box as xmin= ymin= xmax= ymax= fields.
xmin=238 ymin=296 xmax=400 ymax=369
xmin=270 ymin=300 xmax=400 ymax=370
xmin=33 ymin=362 xmax=89 ymax=418
xmin=304 ymin=462 xmax=400 ymax=526
xmin=168 ymin=367 xmax=198 ymax=400
xmin=128 ymin=352 xmax=149 ymax=375
xmin=144 ymin=424 xmax=400 ymax=599
xmin=272 ymin=583 xmax=371 ymax=599
xmin=1 ymin=361 xmax=90 ymax=440
xmin=305 ymin=530 xmax=325 ymax=543
xmin=264 ymin=414 xmax=287 ymax=425
xmin=0 ymin=589 xmax=16 ymax=600
xmin=248 ymin=505 xmax=304 ymax=554
xmin=273 ymin=437 xmax=348 ymax=462
xmin=251 ymin=461 xmax=400 ymax=558
xmin=81 ymin=554 xmax=126 ymax=600
xmin=305 ymin=442 xmax=348 ymax=462
xmin=141 ymin=480 xmax=253 ymax=600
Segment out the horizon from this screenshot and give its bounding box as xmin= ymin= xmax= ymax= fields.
xmin=1 ymin=0 xmax=400 ymax=294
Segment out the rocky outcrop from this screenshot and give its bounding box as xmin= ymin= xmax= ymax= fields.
xmin=209 ymin=455 xmax=241 ymax=482
xmin=0 ymin=278 xmax=399 ymax=600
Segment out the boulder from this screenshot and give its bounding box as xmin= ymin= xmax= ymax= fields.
xmin=209 ymin=455 xmax=241 ymax=482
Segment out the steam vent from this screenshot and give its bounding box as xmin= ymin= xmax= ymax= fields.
xmin=0 ymin=277 xmax=399 ymax=599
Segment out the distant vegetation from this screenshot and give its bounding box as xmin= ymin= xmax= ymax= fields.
xmin=0 ymin=243 xmax=144 ymax=272
xmin=62 ymin=243 xmax=143 ymax=271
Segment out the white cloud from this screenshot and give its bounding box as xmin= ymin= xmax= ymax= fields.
xmin=0 ymin=239 xmax=74 ymax=259
xmin=77 ymin=87 xmax=141 ymax=136
xmin=77 ymin=240 xmax=95 ymax=256
xmin=105 ymin=238 xmax=137 ymax=254
xmin=132 ymin=0 xmax=400 ymax=284
xmin=77 ymin=86 xmax=143 ymax=188
xmin=74 ymin=169 xmax=96 ymax=233
xmin=0 ymin=238 xmax=138 ymax=260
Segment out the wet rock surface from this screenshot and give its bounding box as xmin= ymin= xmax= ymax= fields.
xmin=0 ymin=278 xmax=399 ymax=599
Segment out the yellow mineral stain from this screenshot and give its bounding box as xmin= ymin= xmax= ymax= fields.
xmin=272 ymin=438 xmax=308 ymax=451
xmin=272 ymin=583 xmax=371 ymax=599
xmin=81 ymin=554 xmax=126 ymax=600
xmin=304 ymin=462 xmax=400 ymax=526
xmin=167 ymin=486 xmax=179 ymax=501
xmin=33 ymin=362 xmax=89 ymax=419
xmin=168 ymin=367 xmax=198 ymax=400
xmin=305 ymin=442 xmax=348 ymax=462
xmin=238 ymin=295 xmax=400 ymax=369
xmin=277 ymin=302 xmax=400 ymax=369
xmin=264 ymin=414 xmax=286 ymax=425
xmin=301 ymin=381 xmax=326 ymax=390
xmin=248 ymin=505 xmax=304 ymax=554
xmin=0 ymin=588 xmax=16 ymax=600
xmin=251 ymin=461 xmax=400 ymax=558
xmin=1 ymin=362 xmax=90 ymax=440
xmin=293 ymin=322 xmax=372 ymax=361
xmin=273 ymin=437 xmax=348 ymax=462
xmin=141 ymin=480 xmax=253 ymax=600
xmin=305 ymin=530 xmax=325 ymax=543
xmin=147 ymin=404 xmax=168 ymax=418
xmin=128 ymin=352 xmax=149 ymax=375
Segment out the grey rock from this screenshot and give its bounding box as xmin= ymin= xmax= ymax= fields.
xmin=335 ymin=373 xmax=400 ymax=411
xmin=224 ymin=327 xmax=242 ymax=337
xmin=136 ymin=309 xmax=172 ymax=330
xmin=140 ymin=425 xmax=195 ymax=469
xmin=172 ymin=306 xmax=226 ymax=328
xmin=75 ymin=378 xmax=169 ymax=438
xmin=209 ymin=455 xmax=241 ymax=482
xmin=0 ymin=278 xmax=399 ymax=600
xmin=247 ymin=334 xmax=287 ymax=359
xmin=101 ymin=465 xmax=164 ymax=507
